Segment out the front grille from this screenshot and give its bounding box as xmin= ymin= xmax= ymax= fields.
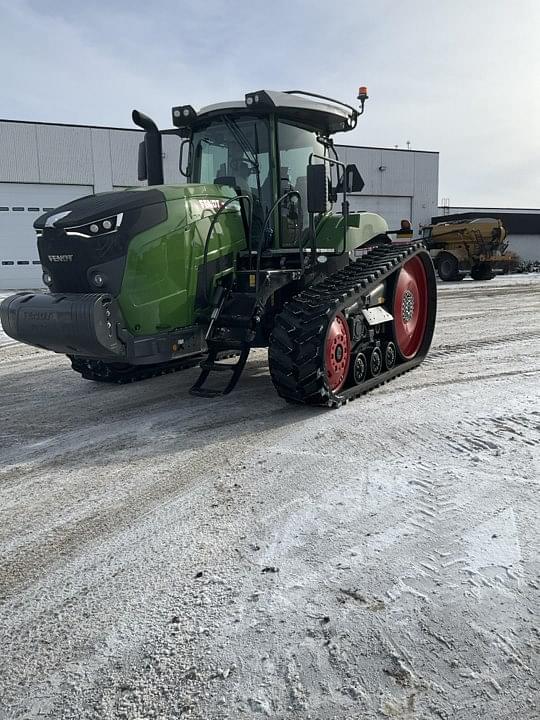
xmin=38 ymin=229 xmax=127 ymax=293
xmin=37 ymin=201 xmax=167 ymax=294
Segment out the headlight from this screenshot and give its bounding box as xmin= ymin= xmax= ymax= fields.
xmin=91 ymin=272 xmax=106 ymax=288
xmin=42 ymin=270 xmax=53 ymax=287
xmin=65 ymin=213 xmax=123 ymax=238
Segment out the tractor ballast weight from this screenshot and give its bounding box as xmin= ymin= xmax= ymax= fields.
xmin=0 ymin=88 xmax=437 ymax=407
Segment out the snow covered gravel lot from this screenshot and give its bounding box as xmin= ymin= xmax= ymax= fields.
xmin=0 ymin=275 xmax=539 ymax=719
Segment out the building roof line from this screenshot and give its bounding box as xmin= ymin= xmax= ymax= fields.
xmin=0 ymin=118 xmax=143 ymax=132
xmin=336 ymin=143 xmax=438 ymax=155
xmin=438 ymin=205 xmax=540 ymax=212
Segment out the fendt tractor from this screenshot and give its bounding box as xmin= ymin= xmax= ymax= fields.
xmin=0 ymin=89 xmax=437 ymax=407
xmin=422 ymin=217 xmax=509 ymax=281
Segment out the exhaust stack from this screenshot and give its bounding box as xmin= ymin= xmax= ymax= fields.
xmin=132 ymin=109 xmax=164 ymax=186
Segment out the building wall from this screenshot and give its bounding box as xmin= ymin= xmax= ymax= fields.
xmin=337 ymin=145 xmax=439 ymax=231
xmin=507 ymin=235 xmax=540 ymax=262
xmin=0 ymin=120 xmax=184 ymax=190
xmin=0 ymin=119 xmax=439 ymax=289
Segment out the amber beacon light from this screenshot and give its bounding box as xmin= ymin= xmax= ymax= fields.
xmin=357 ymin=86 xmax=369 ymax=114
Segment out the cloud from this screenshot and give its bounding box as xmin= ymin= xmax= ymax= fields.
xmin=1 ymin=0 xmax=539 ymax=206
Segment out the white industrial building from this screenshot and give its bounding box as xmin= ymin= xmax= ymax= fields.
xmin=336 ymin=143 xmax=439 ymax=232
xmin=0 ymin=118 xmax=439 ymax=290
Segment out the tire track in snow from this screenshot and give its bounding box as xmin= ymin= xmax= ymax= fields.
xmin=389 ymin=437 xmax=537 ymax=716
xmin=445 ymin=411 xmax=540 ymax=455
xmin=426 ymin=330 xmax=540 ymax=360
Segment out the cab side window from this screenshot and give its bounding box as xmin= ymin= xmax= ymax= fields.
xmin=277 ymin=122 xmax=326 ymax=247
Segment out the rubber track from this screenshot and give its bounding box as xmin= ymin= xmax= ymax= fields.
xmin=268 ymin=242 xmax=436 ymax=407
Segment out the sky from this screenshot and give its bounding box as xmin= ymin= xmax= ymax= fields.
xmin=0 ymin=0 xmax=539 ymax=207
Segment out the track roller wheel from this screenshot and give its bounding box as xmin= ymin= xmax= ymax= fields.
xmin=392 ymin=255 xmax=429 ymax=360
xmin=383 ymin=341 xmax=396 ymax=370
xmin=350 ymin=352 xmax=368 ymax=384
xmin=369 ymin=346 xmax=382 ymax=377
xmin=324 ymin=312 xmax=351 ymax=392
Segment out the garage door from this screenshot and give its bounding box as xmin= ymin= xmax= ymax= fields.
xmin=348 ymin=195 xmax=412 ymax=233
xmin=0 ymin=183 xmax=93 ymax=289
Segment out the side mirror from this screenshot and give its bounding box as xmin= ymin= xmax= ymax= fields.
xmin=336 ymin=164 xmax=365 ymax=194
xmin=346 ymin=164 xmax=365 ymax=193
xmin=137 ymin=141 xmax=147 ymax=181
xmin=306 ymin=164 xmax=328 ymax=214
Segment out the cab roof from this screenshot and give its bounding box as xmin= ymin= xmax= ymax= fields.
xmin=172 ymin=90 xmax=358 ymax=136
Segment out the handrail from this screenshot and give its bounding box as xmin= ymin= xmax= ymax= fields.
xmin=202 ymin=194 xmax=252 ymax=304
xmin=309 ymin=153 xmax=349 ymax=256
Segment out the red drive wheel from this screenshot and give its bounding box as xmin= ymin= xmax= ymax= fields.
xmin=392 ymin=256 xmax=428 ymax=360
xmin=325 ymin=312 xmax=351 ymax=392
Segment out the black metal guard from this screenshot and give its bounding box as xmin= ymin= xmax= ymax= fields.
xmin=284 ymin=90 xmax=358 ymax=128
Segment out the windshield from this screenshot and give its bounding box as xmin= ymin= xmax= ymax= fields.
xmin=191 ymin=116 xmax=272 ymax=243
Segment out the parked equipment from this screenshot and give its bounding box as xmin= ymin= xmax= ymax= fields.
xmin=421 ymin=218 xmax=508 ymax=281
xmin=499 ymin=249 xmax=521 ymax=274
xmin=0 ymin=88 xmax=437 ymax=407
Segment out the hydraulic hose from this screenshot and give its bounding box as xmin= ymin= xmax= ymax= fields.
xmin=255 ymin=190 xmax=302 ymax=297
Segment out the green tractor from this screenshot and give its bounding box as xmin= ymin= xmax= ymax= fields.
xmin=0 ymin=89 xmax=437 ymax=407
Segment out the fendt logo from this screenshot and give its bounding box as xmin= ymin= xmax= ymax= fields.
xmin=23 ymin=311 xmax=56 ymax=321
xmin=48 ymin=254 xmax=74 ymax=263
xmin=198 ymin=199 xmax=224 ymax=211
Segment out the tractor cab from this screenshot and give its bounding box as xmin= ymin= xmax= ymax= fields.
xmin=138 ymin=90 xmax=371 ymax=262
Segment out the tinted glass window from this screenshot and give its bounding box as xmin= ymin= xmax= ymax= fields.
xmin=277 ymin=122 xmax=326 ymax=246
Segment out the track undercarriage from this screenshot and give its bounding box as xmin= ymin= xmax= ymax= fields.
xmin=69 ymin=242 xmax=436 ymax=408
xmin=269 ymin=242 xmax=437 ymax=407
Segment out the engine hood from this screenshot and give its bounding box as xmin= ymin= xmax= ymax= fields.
xmin=34 ymin=188 xmax=166 ymax=230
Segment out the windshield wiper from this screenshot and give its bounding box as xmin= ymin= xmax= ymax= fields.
xmin=222 ymin=116 xmax=259 ymax=172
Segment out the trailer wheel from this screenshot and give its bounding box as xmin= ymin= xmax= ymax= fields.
xmin=470 ymin=262 xmax=494 ymax=281
xmin=437 ymin=252 xmax=460 ymax=281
